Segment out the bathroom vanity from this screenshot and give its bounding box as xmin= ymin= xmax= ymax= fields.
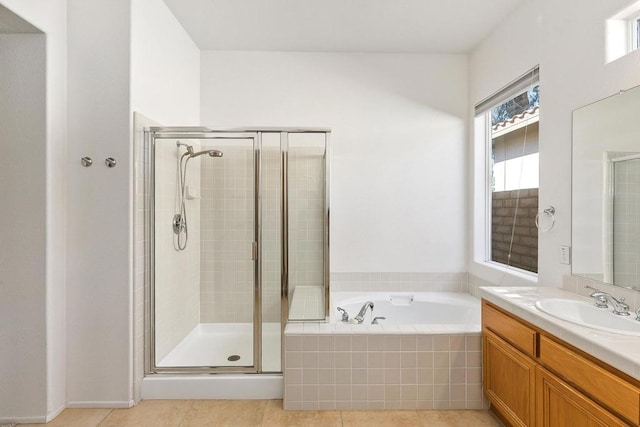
xmin=480 ymin=286 xmax=640 ymax=426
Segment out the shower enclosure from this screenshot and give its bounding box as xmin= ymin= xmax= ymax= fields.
xmin=145 ymin=127 xmax=329 ymax=375
xmin=610 ymin=154 xmax=640 ymax=286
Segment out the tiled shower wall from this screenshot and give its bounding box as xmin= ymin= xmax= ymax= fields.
xmin=198 ymin=137 xmax=326 ymax=324
xmin=288 ymin=143 xmax=326 ymax=299
xmin=153 ymin=141 xmax=201 ymax=362
xmin=198 ymin=139 xmax=290 ymax=324
xmin=261 ymin=142 xmax=282 ymax=323
xmin=199 ymin=144 xmax=254 ymax=323
xmin=612 ymin=156 xmax=640 ymax=286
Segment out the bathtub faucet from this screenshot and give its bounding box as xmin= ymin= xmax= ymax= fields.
xmin=337 ymin=307 xmax=350 ymax=322
xmin=354 ymin=301 xmax=374 ymax=324
xmin=372 ymin=316 xmax=386 ymax=325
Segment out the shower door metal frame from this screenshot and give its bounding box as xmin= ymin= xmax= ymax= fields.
xmin=279 ymin=130 xmax=332 ymax=323
xmin=609 ymin=153 xmax=640 ymax=286
xmin=145 ymin=128 xmax=262 ymax=374
xmin=144 ymin=126 xmax=331 ymax=376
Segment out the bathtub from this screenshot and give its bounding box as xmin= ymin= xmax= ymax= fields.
xmin=284 ymin=291 xmax=486 ymax=410
xmin=331 ymin=291 xmax=481 ymax=327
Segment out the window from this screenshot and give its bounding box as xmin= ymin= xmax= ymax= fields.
xmin=631 ymin=12 xmax=640 ymax=50
xmin=474 ymin=68 xmax=540 ymax=274
xmin=605 ymin=1 xmax=640 ymax=63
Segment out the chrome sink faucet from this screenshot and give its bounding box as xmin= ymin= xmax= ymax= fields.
xmin=585 ymin=285 xmax=609 ymax=308
xmin=585 ymin=286 xmax=630 ymax=316
xmin=354 ymin=301 xmax=374 ymax=324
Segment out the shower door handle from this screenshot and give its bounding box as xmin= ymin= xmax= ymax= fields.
xmin=252 ymin=242 xmax=258 ymax=261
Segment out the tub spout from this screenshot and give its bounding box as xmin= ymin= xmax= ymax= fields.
xmin=354 ymin=301 xmax=374 ymax=324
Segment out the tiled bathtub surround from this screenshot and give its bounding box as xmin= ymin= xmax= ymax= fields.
xmin=468 ymin=274 xmax=501 ymax=299
xmin=330 ymin=272 xmax=469 ymax=293
xmin=283 ymin=330 xmax=484 ymax=410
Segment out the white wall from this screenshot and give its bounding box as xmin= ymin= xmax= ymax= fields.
xmin=66 ymin=0 xmax=133 ymax=406
xmin=130 ymin=0 xmax=200 ymax=125
xmin=0 ymin=32 xmax=47 ymax=422
xmin=66 ymin=0 xmax=200 ymax=406
xmin=0 ymin=0 xmax=67 ymax=422
xmin=201 ymin=51 xmax=468 ymax=273
xmin=469 ymin=0 xmax=640 ymax=286
xmin=130 ymin=0 xmax=200 ymax=400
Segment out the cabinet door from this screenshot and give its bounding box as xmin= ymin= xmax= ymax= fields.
xmin=484 ymin=329 xmax=536 ymax=427
xmin=536 ymin=366 xmax=628 ymax=427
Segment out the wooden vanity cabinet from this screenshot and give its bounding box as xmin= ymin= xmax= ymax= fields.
xmin=482 ymin=300 xmax=640 ymax=427
xmin=536 ymin=366 xmax=627 ymax=427
xmin=483 ymin=329 xmax=536 ymax=427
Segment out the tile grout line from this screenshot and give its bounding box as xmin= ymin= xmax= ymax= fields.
xmin=178 ymin=399 xmax=199 ymax=427
xmin=95 ymin=408 xmax=113 ymax=427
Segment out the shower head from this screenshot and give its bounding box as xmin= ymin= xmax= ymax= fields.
xmin=189 ymin=149 xmax=223 ymax=159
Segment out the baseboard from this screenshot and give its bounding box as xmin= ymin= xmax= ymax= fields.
xmin=46 ymin=403 xmax=66 ymax=422
xmin=0 ymin=402 xmax=67 ymax=424
xmin=0 ymin=415 xmax=47 ymax=424
xmin=66 ymin=400 xmax=135 ymax=409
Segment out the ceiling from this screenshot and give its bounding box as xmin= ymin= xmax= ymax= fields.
xmin=162 ymin=0 xmax=525 ymax=54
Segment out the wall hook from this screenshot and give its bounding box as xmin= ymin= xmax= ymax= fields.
xmin=81 ymin=157 xmax=93 ymax=167
xmin=105 ymin=157 xmax=117 ymax=168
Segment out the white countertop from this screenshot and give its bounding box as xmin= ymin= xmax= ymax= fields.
xmin=479 ymin=286 xmax=640 ymax=382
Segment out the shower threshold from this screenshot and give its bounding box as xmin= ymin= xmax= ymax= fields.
xmin=144 ymin=322 xmax=283 ymax=400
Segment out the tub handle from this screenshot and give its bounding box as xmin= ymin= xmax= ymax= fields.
xmin=337 ymin=307 xmax=350 ymax=322
xmin=372 ymin=316 xmax=386 ymax=325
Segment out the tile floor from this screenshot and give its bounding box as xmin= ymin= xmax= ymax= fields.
xmin=15 ymin=399 xmax=503 ymax=426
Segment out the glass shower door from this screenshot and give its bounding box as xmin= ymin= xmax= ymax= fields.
xmin=149 ymin=132 xmax=259 ymax=373
xmin=612 ymin=155 xmax=640 ymax=287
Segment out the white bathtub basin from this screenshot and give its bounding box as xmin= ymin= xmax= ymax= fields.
xmin=534 ymin=298 xmax=640 ymax=336
xmin=332 ymin=291 xmax=480 ymax=326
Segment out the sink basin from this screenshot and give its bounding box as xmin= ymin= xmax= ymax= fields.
xmin=535 ymin=298 xmax=640 ymax=336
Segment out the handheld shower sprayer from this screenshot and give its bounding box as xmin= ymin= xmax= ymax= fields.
xmin=173 ymin=141 xmax=224 ymax=251
xmin=189 ymin=149 xmax=223 ymax=158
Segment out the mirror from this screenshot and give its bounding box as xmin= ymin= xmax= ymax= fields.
xmin=572 ymin=85 xmax=640 ymax=289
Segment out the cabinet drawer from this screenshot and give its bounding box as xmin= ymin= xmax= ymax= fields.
xmin=482 ymin=300 xmax=537 ymax=357
xmin=539 ymin=335 xmax=640 ymax=425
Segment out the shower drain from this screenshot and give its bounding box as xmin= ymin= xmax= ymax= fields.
xmin=227 ymin=355 xmax=241 ymax=362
